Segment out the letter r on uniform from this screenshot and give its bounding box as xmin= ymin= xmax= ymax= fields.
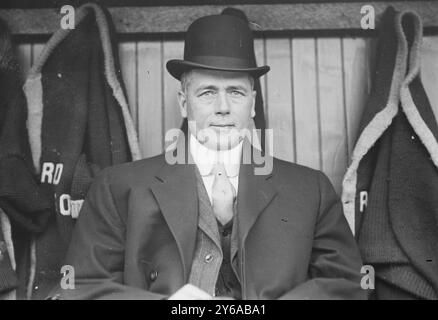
xmin=41 ymin=162 xmax=54 ymax=183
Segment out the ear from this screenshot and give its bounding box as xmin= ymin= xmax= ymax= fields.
xmin=250 ymin=90 xmax=256 ymax=118
xmin=177 ymin=90 xmax=188 ymax=118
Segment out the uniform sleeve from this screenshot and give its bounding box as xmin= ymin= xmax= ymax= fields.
xmin=0 ymin=211 xmax=18 ymax=298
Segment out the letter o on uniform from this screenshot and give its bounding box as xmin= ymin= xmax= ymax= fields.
xmin=59 ymin=194 xmax=71 ymax=216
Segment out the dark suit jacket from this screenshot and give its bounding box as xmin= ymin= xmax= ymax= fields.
xmin=51 ymin=145 xmax=366 ymax=299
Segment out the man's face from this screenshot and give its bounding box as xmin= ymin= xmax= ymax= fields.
xmin=177 ymin=69 xmax=256 ymax=151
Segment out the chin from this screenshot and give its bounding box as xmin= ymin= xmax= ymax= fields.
xmin=193 ymin=124 xmax=244 ymax=150
xmin=203 ymin=134 xmax=242 ymax=151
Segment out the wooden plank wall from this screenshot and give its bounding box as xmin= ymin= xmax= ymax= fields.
xmin=14 ymin=34 xmax=438 ymax=194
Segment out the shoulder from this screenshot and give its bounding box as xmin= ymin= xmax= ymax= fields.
xmin=272 ymin=157 xmax=321 ymax=181
xmin=271 ymin=157 xmax=334 ymax=194
xmin=95 ymin=154 xmax=166 ymax=188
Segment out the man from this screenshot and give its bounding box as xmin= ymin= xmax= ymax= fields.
xmin=51 ymin=14 xmax=366 ymax=300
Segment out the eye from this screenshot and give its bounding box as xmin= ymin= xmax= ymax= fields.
xmin=199 ymin=90 xmax=215 ymax=97
xmin=230 ymin=90 xmax=245 ymax=97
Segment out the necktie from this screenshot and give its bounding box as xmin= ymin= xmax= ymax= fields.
xmin=211 ymin=162 xmax=236 ymax=225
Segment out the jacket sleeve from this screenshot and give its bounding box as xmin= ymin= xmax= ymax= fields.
xmin=278 ymin=171 xmax=368 ymax=300
xmin=48 ymin=169 xmax=166 ymax=300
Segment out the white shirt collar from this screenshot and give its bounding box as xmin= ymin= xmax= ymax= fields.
xmin=189 ymin=134 xmax=242 ymax=177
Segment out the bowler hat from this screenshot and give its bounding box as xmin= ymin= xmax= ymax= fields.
xmin=166 ymin=14 xmax=270 ymax=80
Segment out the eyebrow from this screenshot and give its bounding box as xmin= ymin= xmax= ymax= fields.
xmin=194 ymin=84 xmax=249 ymax=93
xmin=227 ymin=85 xmax=249 ymax=92
xmin=194 ymin=85 xmax=218 ymax=93
xmin=197 ymin=84 xmax=218 ymax=90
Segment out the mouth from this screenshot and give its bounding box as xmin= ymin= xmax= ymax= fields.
xmin=209 ymin=124 xmax=235 ymax=128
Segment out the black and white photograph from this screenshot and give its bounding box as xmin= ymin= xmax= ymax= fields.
xmin=0 ymin=0 xmax=437 ymax=307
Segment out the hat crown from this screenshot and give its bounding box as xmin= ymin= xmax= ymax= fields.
xmin=184 ymin=15 xmax=256 ymax=67
xmin=165 ymin=14 xmax=269 ymax=80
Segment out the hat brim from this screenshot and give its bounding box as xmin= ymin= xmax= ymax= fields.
xmin=166 ymin=59 xmax=270 ymax=80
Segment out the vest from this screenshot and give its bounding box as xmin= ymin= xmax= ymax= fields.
xmin=188 ymin=167 xmax=241 ymax=298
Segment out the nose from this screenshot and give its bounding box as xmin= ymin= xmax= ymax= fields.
xmin=215 ymin=91 xmax=230 ymax=115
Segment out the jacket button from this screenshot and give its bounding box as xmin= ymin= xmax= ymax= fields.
xmin=205 ymin=254 xmax=213 ymax=263
xmin=150 ymin=270 xmax=158 ymax=282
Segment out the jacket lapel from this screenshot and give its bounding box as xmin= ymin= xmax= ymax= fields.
xmin=150 ymin=148 xmax=198 ymax=283
xmin=195 ymin=168 xmax=221 ymax=250
xmin=234 ymin=145 xmax=277 ymax=258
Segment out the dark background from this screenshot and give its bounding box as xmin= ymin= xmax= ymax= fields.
xmin=0 ymin=0 xmax=412 ymax=9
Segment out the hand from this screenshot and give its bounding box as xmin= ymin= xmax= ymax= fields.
xmin=168 ymin=284 xmax=213 ymax=300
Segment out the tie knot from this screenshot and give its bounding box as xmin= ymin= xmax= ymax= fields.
xmin=209 ymin=160 xmax=239 ymax=178
xmin=212 ymin=161 xmax=227 ymax=177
